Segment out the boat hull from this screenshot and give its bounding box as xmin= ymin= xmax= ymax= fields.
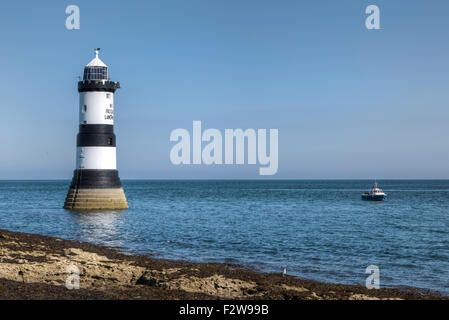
xmin=361 ymin=194 xmax=387 ymax=201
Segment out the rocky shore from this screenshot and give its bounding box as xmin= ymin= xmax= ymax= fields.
xmin=0 ymin=229 xmax=445 ymax=300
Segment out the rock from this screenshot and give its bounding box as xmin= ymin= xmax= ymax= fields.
xmin=136 ymin=272 xmax=164 ymax=287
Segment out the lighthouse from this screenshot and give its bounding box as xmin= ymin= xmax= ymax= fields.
xmin=64 ymin=49 xmax=128 ymax=210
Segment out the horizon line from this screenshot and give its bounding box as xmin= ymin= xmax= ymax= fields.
xmin=1 ymin=178 xmax=449 ymax=181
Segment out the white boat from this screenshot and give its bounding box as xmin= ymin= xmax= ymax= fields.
xmin=361 ymin=181 xmax=387 ymax=201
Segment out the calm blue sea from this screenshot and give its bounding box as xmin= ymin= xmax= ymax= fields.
xmin=0 ymin=180 xmax=448 ymax=294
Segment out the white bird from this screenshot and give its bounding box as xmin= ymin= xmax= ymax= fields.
xmin=282 ymin=268 xmax=287 ymax=276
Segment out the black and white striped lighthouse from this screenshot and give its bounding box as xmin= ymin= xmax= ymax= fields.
xmin=64 ymin=49 xmax=128 ymax=210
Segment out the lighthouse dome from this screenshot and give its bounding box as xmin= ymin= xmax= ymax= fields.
xmin=83 ymin=48 xmax=108 ymax=80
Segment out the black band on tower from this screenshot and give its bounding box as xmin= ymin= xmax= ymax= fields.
xmin=77 ymin=133 xmax=116 ymax=147
xmin=69 ymin=169 xmax=123 ymax=189
xmin=77 ymin=124 xmax=116 ymax=147
xmin=79 ymin=124 xmax=114 ymax=134
xmin=78 ymin=80 xmax=119 ymax=93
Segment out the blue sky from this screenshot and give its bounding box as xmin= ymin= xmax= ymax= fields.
xmin=1 ymin=0 xmax=449 ymax=179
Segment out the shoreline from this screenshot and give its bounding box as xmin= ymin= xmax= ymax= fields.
xmin=0 ymin=229 xmax=446 ymax=300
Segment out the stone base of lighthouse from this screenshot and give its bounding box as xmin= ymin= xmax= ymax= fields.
xmin=64 ymin=169 xmax=128 ymax=211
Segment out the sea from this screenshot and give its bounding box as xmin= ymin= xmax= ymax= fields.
xmin=0 ymin=180 xmax=448 ymax=295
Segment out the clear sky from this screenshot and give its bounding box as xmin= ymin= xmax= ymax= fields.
xmin=1 ymin=0 xmax=449 ymax=179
